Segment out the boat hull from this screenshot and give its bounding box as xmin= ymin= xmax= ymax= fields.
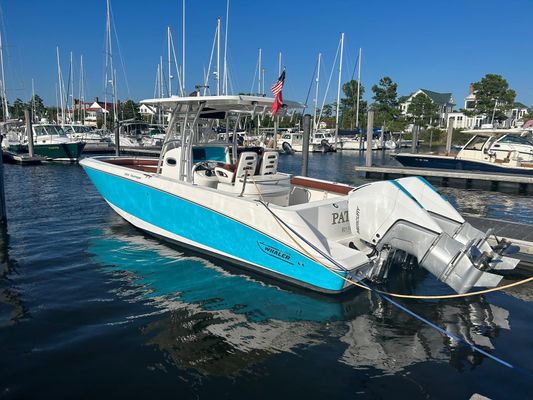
xmin=82 ymin=163 xmax=351 ymax=294
xmin=395 ymin=154 xmax=533 ymax=176
xmin=10 ymin=142 xmax=86 ymax=161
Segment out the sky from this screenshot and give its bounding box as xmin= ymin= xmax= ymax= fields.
xmin=1 ymin=0 xmax=532 ymax=109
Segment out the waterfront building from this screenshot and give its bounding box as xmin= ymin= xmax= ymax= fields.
xmin=399 ymin=89 xmax=455 ymax=128
xmin=447 ymin=84 xmax=530 ymax=129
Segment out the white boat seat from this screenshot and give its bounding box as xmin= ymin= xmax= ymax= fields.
xmin=215 ymin=151 xmax=258 ymax=184
xmin=259 ymin=151 xmax=278 ymax=175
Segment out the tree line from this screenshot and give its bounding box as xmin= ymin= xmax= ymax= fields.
xmin=316 ymin=73 xmax=527 ymax=133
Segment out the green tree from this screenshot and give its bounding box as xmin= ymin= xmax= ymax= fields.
xmin=371 ymin=76 xmax=399 ymax=125
xmin=120 ymin=99 xmax=140 ymax=121
xmin=466 ymin=74 xmax=516 ymax=122
xmin=340 ymin=80 xmax=367 ymax=130
xmin=0 ymin=97 xmax=9 ymax=120
xmin=46 ymin=106 xmax=59 ymax=122
xmin=407 ymin=93 xmax=439 ymax=127
xmin=322 ymin=104 xmax=333 ymax=118
xmin=10 ymin=98 xmax=26 ymax=119
xmin=29 ymin=94 xmax=46 ymax=119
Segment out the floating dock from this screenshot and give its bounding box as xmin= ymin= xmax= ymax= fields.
xmin=355 ymin=165 xmax=533 ymax=192
xmin=2 ymin=151 xmax=43 ymax=165
xmin=119 ymin=146 xmax=161 ymax=157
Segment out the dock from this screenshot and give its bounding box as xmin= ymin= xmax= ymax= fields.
xmin=355 ymin=165 xmax=533 ymax=192
xmin=2 ymin=151 xmax=43 ymax=165
xmin=119 ymin=146 xmax=161 ymax=157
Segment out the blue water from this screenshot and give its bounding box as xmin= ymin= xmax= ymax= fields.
xmin=0 ymin=154 xmax=532 ymax=399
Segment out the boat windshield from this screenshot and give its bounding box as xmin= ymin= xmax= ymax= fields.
xmin=498 ymin=135 xmax=533 ymax=146
xmin=464 ymin=135 xmax=490 ymax=150
xmin=34 ymin=125 xmax=67 ymax=136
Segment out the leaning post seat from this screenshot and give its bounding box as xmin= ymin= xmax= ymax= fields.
xmin=215 ymin=151 xmax=258 ymax=184
xmin=259 ymin=151 xmax=279 ymax=175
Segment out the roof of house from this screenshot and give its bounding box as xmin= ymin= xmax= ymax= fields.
xmin=420 ymin=89 xmax=454 ymax=105
xmin=513 ymin=102 xmax=529 ymax=109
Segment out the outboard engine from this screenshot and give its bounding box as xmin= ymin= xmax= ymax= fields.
xmin=281 ymin=142 xmax=294 ymax=154
xmin=347 ymin=181 xmax=516 ymax=294
xmin=394 ymin=177 xmax=519 ymax=271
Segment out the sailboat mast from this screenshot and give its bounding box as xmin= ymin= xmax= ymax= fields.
xmin=258 ymin=48 xmax=262 ymax=95
xmin=334 ymin=32 xmax=344 ymax=147
xmin=182 ymin=0 xmax=186 ymax=94
xmin=355 ymin=47 xmax=362 ymax=128
xmin=262 ymin=67 xmax=265 ymax=96
xmin=56 ymin=47 xmax=65 ymax=126
xmin=223 ymin=0 xmax=229 ymax=94
xmin=31 ymin=78 xmax=35 ymax=121
xmin=70 ymin=51 xmax=74 ymax=122
xmin=216 ymin=17 xmax=221 ymax=96
xmin=167 ymin=27 xmax=172 ymax=96
xmin=313 ymin=53 xmax=321 ymax=132
xmin=0 ymin=30 xmax=9 ymax=120
xmin=79 ymin=54 xmax=85 ymax=124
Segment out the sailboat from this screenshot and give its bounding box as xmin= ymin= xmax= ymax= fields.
xmin=80 ymin=94 xmax=519 ymax=295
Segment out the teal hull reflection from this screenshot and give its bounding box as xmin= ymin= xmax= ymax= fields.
xmin=89 ymin=222 xmax=353 ymax=322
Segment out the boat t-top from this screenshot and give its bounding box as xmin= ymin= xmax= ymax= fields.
xmin=81 ymin=95 xmax=518 ymax=295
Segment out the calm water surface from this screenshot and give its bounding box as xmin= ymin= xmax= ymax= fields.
xmin=0 ymin=153 xmax=532 ymax=399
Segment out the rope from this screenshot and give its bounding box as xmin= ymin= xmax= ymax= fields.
xmin=255 ymin=195 xmax=532 ymax=299
xmin=249 ymin=176 xmax=533 ymax=375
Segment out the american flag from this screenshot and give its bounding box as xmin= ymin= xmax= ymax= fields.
xmin=271 ymin=70 xmax=285 ymax=115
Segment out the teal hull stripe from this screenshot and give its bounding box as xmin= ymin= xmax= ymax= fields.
xmin=83 ymin=166 xmax=347 ymax=292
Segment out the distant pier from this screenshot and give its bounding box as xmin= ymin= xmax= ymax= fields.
xmin=355 ymin=165 xmax=533 ymax=192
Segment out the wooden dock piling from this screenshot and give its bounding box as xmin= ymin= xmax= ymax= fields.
xmin=365 ymin=110 xmax=374 ymax=167
xmin=0 ymin=136 xmax=6 ymax=224
xmin=114 ymin=124 xmax=120 ymax=157
xmin=24 ymin=109 xmax=34 ymax=157
xmin=301 ymin=114 xmax=311 ymax=176
xmin=446 ymin=119 xmax=453 ymax=153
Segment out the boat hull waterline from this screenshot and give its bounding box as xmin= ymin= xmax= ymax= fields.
xmin=9 ymin=142 xmax=86 ymax=161
xmin=395 ymin=154 xmax=533 ymax=176
xmin=82 ymin=162 xmax=351 ymax=294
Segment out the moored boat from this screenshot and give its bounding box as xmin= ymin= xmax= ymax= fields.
xmin=395 ymin=133 xmax=533 ymax=175
xmin=81 ymin=95 xmax=518 ymax=295
xmin=3 ymin=123 xmax=85 ymax=162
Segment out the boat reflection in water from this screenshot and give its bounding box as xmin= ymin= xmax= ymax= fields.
xmin=89 ymin=216 xmax=511 ymax=376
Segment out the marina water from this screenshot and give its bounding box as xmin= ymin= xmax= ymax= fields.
xmin=0 ymin=152 xmax=532 ymax=398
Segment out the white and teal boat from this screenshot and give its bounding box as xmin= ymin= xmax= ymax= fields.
xmin=81 ymin=95 xmax=518 ymax=294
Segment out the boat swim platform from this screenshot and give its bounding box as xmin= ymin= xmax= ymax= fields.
xmin=355 ymin=165 xmax=533 ymax=192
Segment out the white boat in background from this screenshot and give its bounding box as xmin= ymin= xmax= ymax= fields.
xmin=64 ymin=124 xmax=111 ymax=144
xmin=276 ymin=130 xmax=336 ymax=153
xmin=80 ymin=95 xmax=518 ymax=295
